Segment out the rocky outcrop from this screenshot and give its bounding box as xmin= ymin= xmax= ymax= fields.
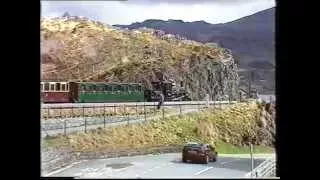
xmin=41 ymin=16 xmax=240 ymax=100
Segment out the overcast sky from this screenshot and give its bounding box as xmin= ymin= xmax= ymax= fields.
xmin=41 ymin=0 xmax=275 ymax=25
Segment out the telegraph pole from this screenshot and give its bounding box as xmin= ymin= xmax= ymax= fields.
xmin=250 ymin=143 xmax=254 ymax=177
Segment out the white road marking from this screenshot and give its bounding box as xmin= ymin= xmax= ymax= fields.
xmin=44 ymin=160 xmax=88 ymax=176
xmin=221 ymin=160 xmax=235 ymax=165
xmin=194 ymin=167 xmax=213 ymax=176
xmin=74 ymin=172 xmax=83 ymax=177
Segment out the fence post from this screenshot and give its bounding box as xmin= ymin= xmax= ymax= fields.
xmin=83 ymin=106 xmax=87 ymax=133
xmin=144 ymin=103 xmax=146 ymax=121
xmin=103 ymin=104 xmax=106 ymax=128
xmin=47 ymin=108 xmax=50 ymax=119
xmin=60 ymin=107 xmax=62 ymax=119
xmin=212 ymin=97 xmax=215 ymax=112
xmin=113 ymin=104 xmax=116 ymax=115
xmin=64 ymin=119 xmax=66 ymax=136
xmin=71 ymin=106 xmax=74 ymax=118
xmin=93 ymin=105 xmax=95 ymax=117
xmin=179 ymin=104 xmax=182 ymax=116
xmin=136 ymin=103 xmax=138 ymax=118
xmin=162 ymin=108 xmax=165 ymax=120
xmin=126 ymin=105 xmax=129 ymax=126
xmin=250 ymin=143 xmax=254 ymax=177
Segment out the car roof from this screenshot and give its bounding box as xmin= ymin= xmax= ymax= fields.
xmin=184 ymin=142 xmax=206 ymax=147
xmin=185 ymin=142 xmax=200 ymax=145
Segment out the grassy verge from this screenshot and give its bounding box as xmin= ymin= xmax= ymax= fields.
xmin=41 ymin=107 xmax=175 ymax=120
xmin=215 ymin=141 xmax=273 ymax=154
xmin=42 ymin=101 xmax=274 ymax=154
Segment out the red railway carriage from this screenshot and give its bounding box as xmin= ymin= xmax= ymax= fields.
xmin=40 ymin=81 xmax=77 ymax=103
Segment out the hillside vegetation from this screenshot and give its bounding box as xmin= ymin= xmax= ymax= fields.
xmin=43 ymin=101 xmax=275 ymax=153
xmin=41 ymin=16 xmax=239 ymax=100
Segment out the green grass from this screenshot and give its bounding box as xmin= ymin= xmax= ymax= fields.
xmin=42 ymin=136 xmax=273 ymax=154
xmin=215 ymin=141 xmax=274 ymax=154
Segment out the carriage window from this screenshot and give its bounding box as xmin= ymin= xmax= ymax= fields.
xmin=91 ymin=85 xmax=96 ymax=91
xmin=85 ymin=85 xmax=92 ymax=91
xmin=82 ymin=85 xmax=87 ymax=91
xmin=131 ymin=85 xmax=136 ymax=92
xmin=50 ymin=84 xmax=55 ymax=91
xmin=96 ymin=84 xmax=104 ymax=91
xmin=80 ymin=84 xmax=85 ymax=91
xmin=137 ymin=85 xmax=142 ymax=92
xmin=44 ymin=83 xmax=50 ymax=91
xmin=56 ymin=83 xmax=61 ymax=91
xmin=61 ymin=84 xmax=66 ymax=91
xmin=40 ymin=83 xmax=43 ymax=91
xmin=66 ymin=83 xmax=69 ymax=91
xmin=121 ymin=85 xmax=127 ymax=92
xmin=106 ymin=85 xmax=112 ymax=92
xmin=127 ymin=85 xmax=132 ymax=92
xmin=115 ymin=85 xmax=121 ymax=91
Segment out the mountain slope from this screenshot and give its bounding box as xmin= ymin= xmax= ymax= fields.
xmin=41 ymin=17 xmax=240 ymax=100
xmin=115 ymin=8 xmax=275 ymax=69
xmin=115 ymin=7 xmax=275 ymax=94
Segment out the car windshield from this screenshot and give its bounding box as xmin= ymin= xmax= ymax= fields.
xmin=185 ymin=143 xmax=202 ymax=148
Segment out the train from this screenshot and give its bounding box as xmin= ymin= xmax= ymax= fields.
xmin=40 ymin=81 xmax=191 ymax=103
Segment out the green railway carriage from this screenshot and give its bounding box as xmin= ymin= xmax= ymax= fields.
xmin=41 ymin=80 xmax=190 ymax=103
xmin=75 ymin=82 xmax=145 ymax=103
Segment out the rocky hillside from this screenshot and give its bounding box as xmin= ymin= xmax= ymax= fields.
xmin=116 ymin=8 xmax=275 ymax=70
xmin=41 ymin=16 xmax=240 ymax=100
xmin=115 ymin=8 xmax=275 ymax=94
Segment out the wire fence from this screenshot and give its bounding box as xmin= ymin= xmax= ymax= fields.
xmin=41 ymin=102 xmax=234 ymax=138
xmin=246 ymin=157 xmax=277 ymax=178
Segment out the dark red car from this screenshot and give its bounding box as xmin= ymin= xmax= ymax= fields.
xmin=182 ymin=142 xmax=218 ymax=164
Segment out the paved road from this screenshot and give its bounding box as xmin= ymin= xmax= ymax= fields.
xmin=41 ymin=108 xmax=200 ymax=137
xmin=45 ymin=153 xmax=268 ymax=178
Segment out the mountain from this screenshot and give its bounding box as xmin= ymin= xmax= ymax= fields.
xmin=41 ymin=16 xmax=240 ymax=100
xmin=115 ymin=8 xmax=275 ymax=69
xmin=115 ymin=8 xmax=275 ymax=94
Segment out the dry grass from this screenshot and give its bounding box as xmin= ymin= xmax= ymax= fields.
xmin=41 ymin=17 xmax=228 ymax=81
xmin=40 ymin=106 xmax=162 ymax=119
xmin=43 ymin=102 xmax=274 ymax=153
